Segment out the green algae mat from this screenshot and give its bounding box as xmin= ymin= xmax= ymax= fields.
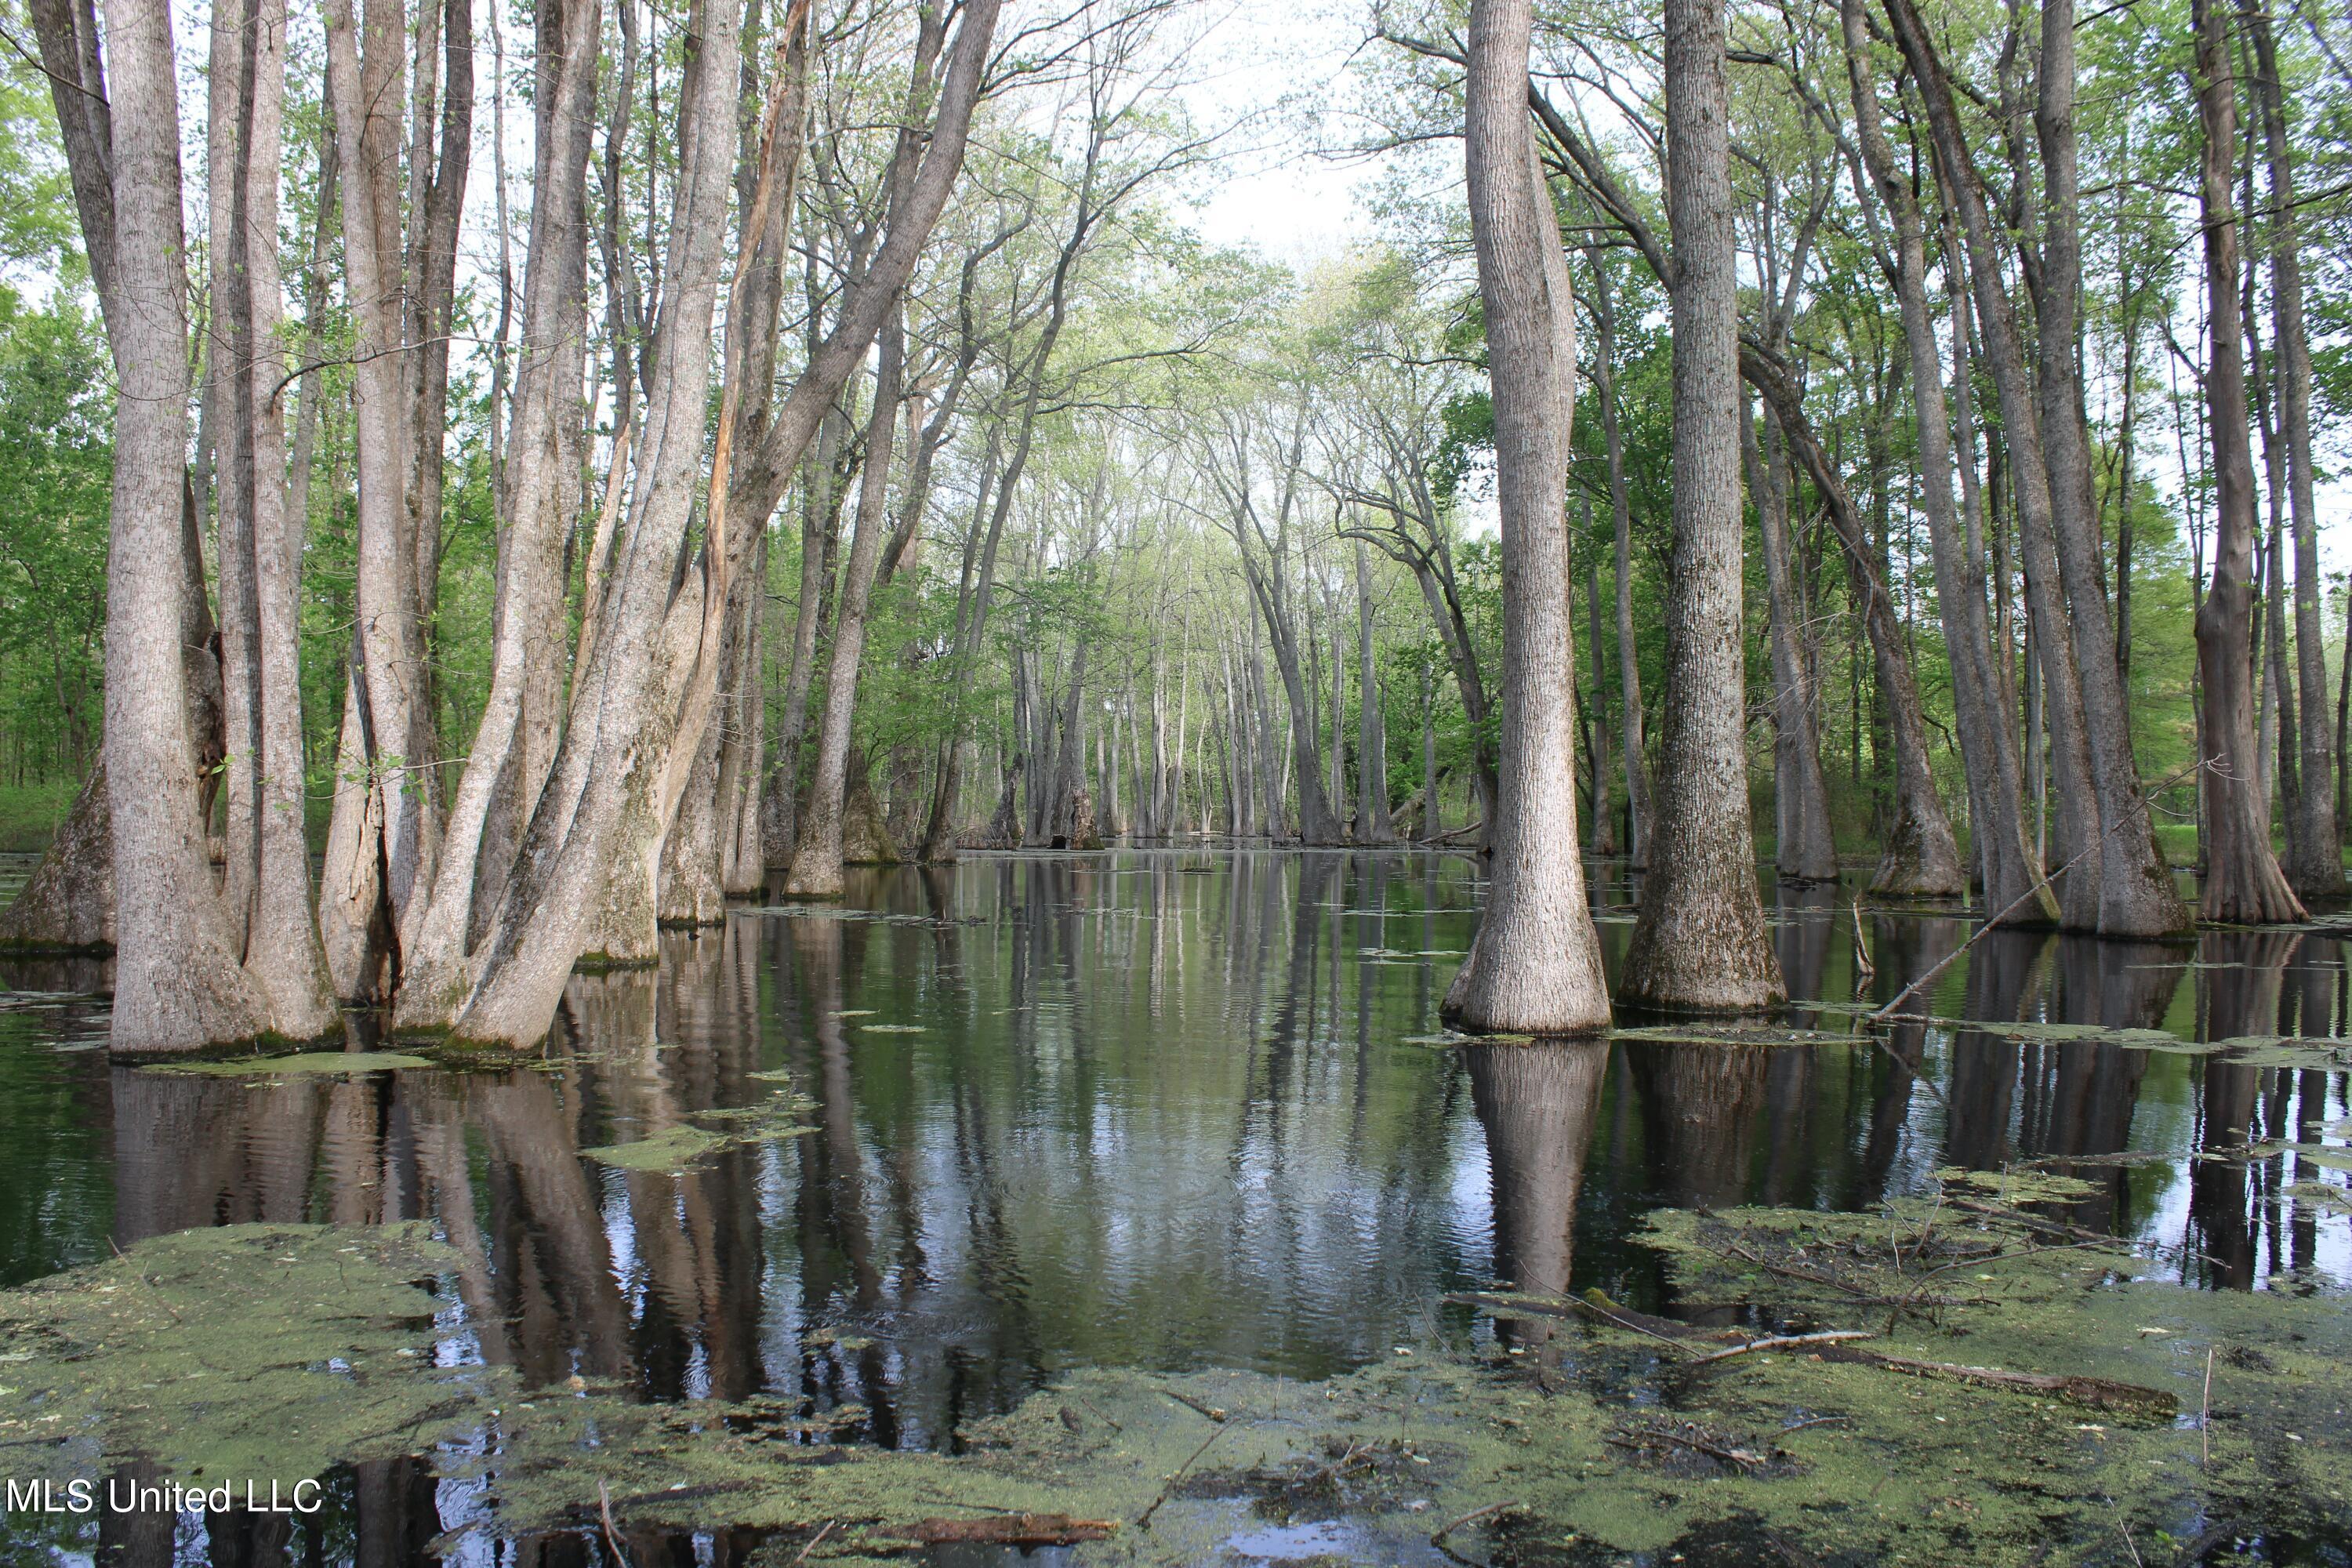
xmin=0 ymin=1183 xmax=2343 ymax=1563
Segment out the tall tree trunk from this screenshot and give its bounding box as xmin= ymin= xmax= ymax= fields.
xmin=395 ymin=0 xmax=601 ymax=1024
xmin=447 ymin=0 xmax=998 ymax=1046
xmin=1443 ymin=0 xmax=1609 ymax=1035
xmin=446 ymin=0 xmax=750 ymax=1038
xmin=1887 ymin=0 xmax=2146 ymax=934
xmin=1743 ymin=396 xmax=1838 ymax=884
xmin=208 ymin=0 xmax=260 ymax=956
xmin=1587 ymin=250 xmax=1653 ymax=867
xmin=401 ymin=0 xmax=472 ymax=806
xmin=1619 ymin=0 xmax=1782 ymax=1011
xmin=2249 ymin=2 xmax=2344 ymax=898
xmin=1745 ymin=354 xmax=1967 ymax=898
xmin=787 ymin=308 xmax=904 ymax=895
xmin=2190 ymin=0 xmax=2302 ymax=924
xmin=1249 ymin=567 xmax=1345 ymax=844
xmin=1838 ymin=0 xmax=2050 ymax=921
xmin=98 ymin=0 xmax=268 ymax=1049
xmin=234 ymin=0 xmax=341 ymax=1033
xmin=5 ymin=0 xmax=132 ymax=953
xmin=769 ymin=401 xmax=849 ymax=863
xmin=2024 ymin=0 xmax=2191 ymax=936
xmin=1355 ymin=543 xmax=1392 ymax=841
xmin=1582 ymin=554 xmax=1617 ymax=856
xmin=320 ymin=0 xmax=440 ymax=996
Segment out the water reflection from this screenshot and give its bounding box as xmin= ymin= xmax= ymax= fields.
xmin=0 ymin=852 xmax=2347 ymax=1561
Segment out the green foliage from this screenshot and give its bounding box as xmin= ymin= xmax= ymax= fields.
xmin=0 ymin=289 xmax=107 ymax=791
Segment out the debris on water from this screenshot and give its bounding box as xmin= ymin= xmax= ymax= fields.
xmin=0 ymin=1223 xmax=494 ymax=1483
xmin=142 ymin=1050 xmax=437 ymax=1077
xmin=0 ymin=1199 xmax=2343 ymax=1565
xmin=583 ymin=1091 xmax=818 ymax=1170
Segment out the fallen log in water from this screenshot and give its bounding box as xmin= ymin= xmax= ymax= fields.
xmin=1446 ymin=1288 xmax=2176 ymax=1417
xmin=883 ymin=1514 xmax=1119 ymax=1547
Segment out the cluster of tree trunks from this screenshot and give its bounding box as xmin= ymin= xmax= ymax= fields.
xmin=20 ymin=0 xmax=1002 ymax=1051
xmin=6 ymin=0 xmax=2341 ymax=1057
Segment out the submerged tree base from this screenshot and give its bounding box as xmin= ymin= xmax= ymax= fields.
xmin=1 ymin=1179 xmax=2343 ymax=1563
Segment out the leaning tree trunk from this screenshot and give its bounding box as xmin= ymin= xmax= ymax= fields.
xmin=1741 ymin=397 xmax=1837 ymax=884
xmin=2190 ymin=0 xmax=2302 ymax=924
xmin=1618 ymin=0 xmax=1783 ymax=1012
xmin=1837 ymin=0 xmax=2051 ymax=924
xmin=1743 ymin=353 xmax=1967 ymax=899
xmin=1243 ymin=561 xmax=1347 ymax=845
xmin=445 ymin=0 xmax=748 ymax=1040
xmin=1885 ymin=0 xmax=2122 ymax=935
xmin=2024 ymin=0 xmax=2191 ymax=938
xmin=2247 ymin=7 xmax=2344 ymax=901
xmin=786 ymin=307 xmax=905 ymax=896
xmin=394 ymin=0 xmax=601 ymax=1026
xmin=320 ymin=0 xmax=441 ymax=996
xmin=96 ymin=0 xmax=267 ymax=1049
xmin=432 ymin=0 xmax=1001 ymax=1046
xmin=1441 ymin=0 xmax=1609 ymax=1035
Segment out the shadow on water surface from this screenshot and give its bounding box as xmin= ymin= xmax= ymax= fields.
xmin=0 ymin=850 xmax=2345 ymax=1562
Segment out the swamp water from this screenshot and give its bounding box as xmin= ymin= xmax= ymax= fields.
xmin=0 ymin=850 xmax=2345 ymax=1566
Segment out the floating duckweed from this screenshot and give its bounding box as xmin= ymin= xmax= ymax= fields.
xmin=144 ymin=1051 xmax=437 ymax=1077
xmin=0 ymin=1223 xmax=495 ymax=1485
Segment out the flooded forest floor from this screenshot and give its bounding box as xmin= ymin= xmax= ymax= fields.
xmin=0 ymin=850 xmax=2347 ymax=1565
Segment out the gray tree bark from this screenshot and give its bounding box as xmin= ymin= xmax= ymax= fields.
xmin=1584 ymin=250 xmax=1653 ymax=867
xmin=2248 ymin=5 xmax=2344 ymax=900
xmin=319 ymin=0 xmax=441 ymax=996
xmin=228 ymin=0 xmax=340 ymax=1033
xmin=441 ymin=0 xmax=1001 ymax=1045
xmin=2021 ymin=0 xmax=2190 ymax=937
xmin=394 ymin=0 xmax=602 ymax=1025
xmin=2190 ymin=0 xmax=2302 ymax=924
xmin=787 ymin=308 xmax=905 ymax=895
xmin=1837 ymin=0 xmax=2051 ymax=923
xmin=1442 ymin=0 xmax=1609 ymax=1035
xmin=1885 ymin=0 xmax=2154 ymax=935
xmin=1742 ymin=397 xmax=1838 ymax=884
xmin=1618 ymin=0 xmax=1784 ymax=1011
xmin=96 ymin=0 xmax=268 ymax=1049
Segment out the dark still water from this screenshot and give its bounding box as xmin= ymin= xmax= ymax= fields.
xmin=0 ymin=850 xmax=2348 ymax=1558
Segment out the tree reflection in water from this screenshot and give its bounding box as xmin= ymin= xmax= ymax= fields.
xmin=2 ymin=851 xmax=2347 ymax=1563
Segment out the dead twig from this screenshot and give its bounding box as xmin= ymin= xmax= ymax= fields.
xmin=1690 ymin=1330 xmax=1876 ymax=1364
xmin=789 ymin=1521 xmax=835 ymax=1565
xmin=2201 ymin=1347 xmax=2215 ymax=1467
xmin=1156 ymin=1386 xmax=1228 ymax=1422
xmin=1430 ymin=1498 xmax=1525 ymax=1547
xmin=1605 ymin=1424 xmax=1768 ymax=1472
xmin=1135 ymin=1425 xmax=1226 ymax=1528
xmin=598 ymin=1483 xmax=632 ymax=1568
